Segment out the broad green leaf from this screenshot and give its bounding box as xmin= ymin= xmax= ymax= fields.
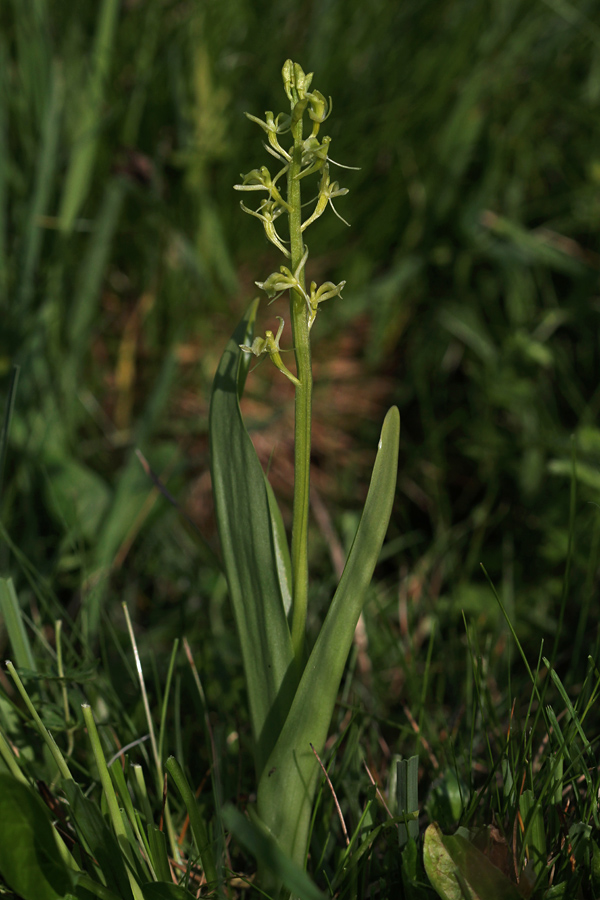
xmin=223 ymin=804 xmax=326 ymax=900
xmin=209 ymin=300 xmax=296 ymax=776
xmin=265 ymin=474 xmax=293 ymax=620
xmin=146 ymin=825 xmax=172 ymax=884
xmin=0 ymin=775 xmax=77 ymax=900
xmin=62 ymin=779 xmax=134 ymax=900
xmin=256 ymin=406 xmax=400 ymax=865
xmin=401 ymin=838 xmax=429 ymax=900
xmin=519 ymin=789 xmax=546 ymax=881
xmin=423 ymin=823 xmax=523 ymax=900
xmin=426 ymin=769 xmax=469 ymax=831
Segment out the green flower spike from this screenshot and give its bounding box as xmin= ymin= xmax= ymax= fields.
xmin=211 ymin=61 xmax=400 ymax=891
xmin=307 ymin=279 xmax=346 ymax=330
xmin=240 ymin=316 xmax=301 ymax=387
xmin=238 ymin=199 xmax=290 ymax=257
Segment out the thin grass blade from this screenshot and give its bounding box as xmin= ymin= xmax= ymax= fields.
xmin=0 ymin=578 xmax=35 ymax=672
xmin=58 ymin=0 xmax=120 ymax=233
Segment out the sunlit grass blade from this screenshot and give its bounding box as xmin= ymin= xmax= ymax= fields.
xmin=6 ymin=661 xmax=72 ymax=782
xmin=82 ymin=703 xmax=146 ymax=900
xmin=0 ymin=577 xmax=35 ymax=672
xmin=543 ymin=657 xmax=593 ymax=756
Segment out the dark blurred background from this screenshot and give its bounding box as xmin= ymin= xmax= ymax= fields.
xmin=1 ymin=0 xmax=599 ymax=673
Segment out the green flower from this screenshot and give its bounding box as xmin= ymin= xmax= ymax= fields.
xmin=239 ymin=316 xmax=301 ymax=386
xmin=282 ymin=60 xmax=313 ymax=104
xmin=297 ymin=136 xmax=332 ymax=180
xmin=306 ymin=279 xmax=346 ymax=330
xmin=306 ymin=90 xmax=332 ymax=135
xmin=244 ymin=111 xmax=292 ymax=162
xmin=238 ymin=199 xmax=290 ymax=257
xmin=234 ymin=165 xmax=291 ymax=211
xmin=255 ymin=247 xmax=309 ymax=303
xmin=301 ymin=168 xmax=350 ymax=231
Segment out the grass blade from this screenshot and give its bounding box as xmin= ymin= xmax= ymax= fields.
xmin=165 ymin=755 xmax=217 ymax=886
xmin=0 ymin=577 xmax=35 ymax=671
xmin=0 ymin=364 xmax=19 ymax=505
xmin=58 ymin=0 xmax=120 ymax=233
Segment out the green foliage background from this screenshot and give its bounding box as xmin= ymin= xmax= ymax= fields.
xmin=1 ymin=0 xmax=599 ymax=763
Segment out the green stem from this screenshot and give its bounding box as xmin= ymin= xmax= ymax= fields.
xmin=288 ymin=119 xmax=312 ymax=665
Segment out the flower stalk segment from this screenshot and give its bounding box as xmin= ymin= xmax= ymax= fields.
xmin=234 ymin=59 xmax=350 ymax=665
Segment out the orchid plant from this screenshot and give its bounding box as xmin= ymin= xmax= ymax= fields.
xmin=208 ymin=60 xmax=400 ymax=891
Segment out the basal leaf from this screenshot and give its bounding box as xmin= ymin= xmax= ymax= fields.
xmin=209 ymin=298 xmax=296 ymax=777
xmin=264 ymin=474 xmax=293 ymax=620
xmin=223 ymin=804 xmax=326 ymax=900
xmin=62 ymin=779 xmax=134 ymax=900
xmin=0 ymin=775 xmax=77 ymax=900
xmin=423 ymin=823 xmax=523 ymax=900
xmin=256 ymin=406 xmax=400 ymax=865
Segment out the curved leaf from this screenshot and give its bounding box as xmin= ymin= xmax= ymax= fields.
xmin=256 ymin=406 xmax=400 ymax=864
xmin=265 ymin=474 xmax=293 ymax=620
xmin=423 ymin=823 xmax=523 ymax=900
xmin=223 ymin=804 xmax=326 ymax=900
xmin=0 ymin=775 xmax=77 ymax=900
xmin=209 ymin=300 xmax=296 ymax=777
